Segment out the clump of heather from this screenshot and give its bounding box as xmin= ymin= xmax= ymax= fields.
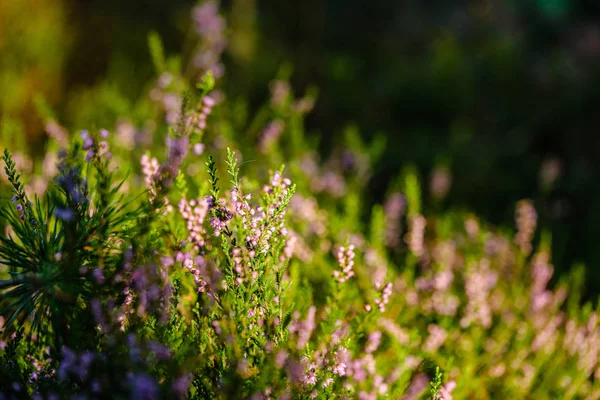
xmin=1 ymin=3 xmax=600 ymax=399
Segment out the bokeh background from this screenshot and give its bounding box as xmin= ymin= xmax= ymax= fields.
xmin=2 ymin=0 xmax=600 ymax=293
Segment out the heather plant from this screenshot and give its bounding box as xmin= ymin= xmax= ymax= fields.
xmin=2 ymin=2 xmax=600 ymax=400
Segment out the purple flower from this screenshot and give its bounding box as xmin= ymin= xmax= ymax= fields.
xmin=147 ymin=341 xmax=171 ymax=360
xmin=164 ymin=135 xmax=190 ymax=178
xmin=83 ymin=136 xmax=94 ymax=150
xmin=333 ymin=245 xmax=356 ymax=283
xmin=515 ymin=200 xmax=537 ymax=255
xmin=202 ymin=95 xmax=216 ymax=107
xmin=289 ymin=306 xmax=316 ymax=350
xmin=130 ymin=374 xmax=158 ymax=400
xmin=86 ymin=150 xmax=95 ymax=162
xmin=172 ymin=374 xmax=192 ymax=398
xmin=365 ymin=331 xmax=382 ymax=353
xmin=92 ymin=269 xmax=105 ymax=284
xmin=258 ymin=120 xmax=285 ymax=152
xmin=58 ymin=346 xmax=77 ymax=380
xmin=205 ymin=195 xmax=216 ymax=209
xmin=193 ymin=143 xmax=205 ymax=155
xmin=55 ymin=208 xmax=74 ymax=221
xmin=91 ymin=380 xmax=101 ymax=393
xmin=161 ymin=256 xmax=175 ymax=268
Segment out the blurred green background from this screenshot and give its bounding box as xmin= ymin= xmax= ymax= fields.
xmin=2 ymin=0 xmax=600 ymax=293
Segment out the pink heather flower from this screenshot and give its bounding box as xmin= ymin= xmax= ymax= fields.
xmin=437 ymin=381 xmax=457 ymax=400
xmin=358 ymin=392 xmax=376 ymax=400
xmin=192 ymin=1 xmax=223 ymax=37
xmin=203 ymin=95 xmax=216 ymax=107
xmin=322 ymin=377 xmax=334 ymax=388
xmin=141 ymin=154 xmax=160 ymax=197
xmin=45 ymin=120 xmax=69 ymax=146
xmin=288 ymin=360 xmax=306 ymax=384
xmin=330 ymin=320 xmax=349 ymax=345
xmin=464 ymin=217 xmax=479 ymax=238
xmin=383 ymin=193 xmax=406 ymax=247
xmin=460 ymin=259 xmax=497 ymax=329
xmin=403 ymin=373 xmax=429 ymax=400
xmin=292 ymin=97 xmax=315 ymax=114
xmin=179 ymin=196 xmax=209 ymax=249
xmin=185 ymin=95 xmax=216 ymax=133
xmin=365 ymin=331 xmax=382 ymax=353
xmin=532 ymin=314 xmax=563 ymax=353
xmin=160 ymin=93 xmax=182 ymax=125
xmin=191 ymin=2 xmax=227 ymax=77
xmin=348 ymin=354 xmax=376 ymax=382
xmin=432 ymin=292 xmax=460 ymax=317
xmin=160 ymin=256 xmax=174 ymax=268
xmin=164 ymin=135 xmax=189 ymax=178
xmin=180 ymin=253 xmax=209 ymax=293
xmin=530 ymin=253 xmax=555 ymax=320
xmin=433 ymin=269 xmax=454 ymax=291
xmin=423 ymin=324 xmax=447 ymax=353
xmin=116 ymin=119 xmax=137 ymax=150
xmin=514 ymin=200 xmax=537 ymax=255
xmin=406 ymin=214 xmax=427 ymax=258
xmin=333 ymin=244 xmax=356 ymax=283
xmin=289 ymin=195 xmax=327 ymax=237
xmin=303 ymin=371 xmax=318 ymax=386
xmin=489 ymin=363 xmax=506 ymax=377
xmin=540 ymin=157 xmax=561 ymax=188
xmin=258 ymin=120 xmax=285 ymax=153
xmin=378 ymin=318 xmax=410 ymax=345
xmin=430 ymin=166 xmax=452 ymax=201
xmin=231 ymin=172 xmax=293 ymax=254
xmin=275 ymin=350 xmax=288 ymax=368
xmin=374 ymin=375 xmax=389 ymax=395
xmin=332 ymin=347 xmax=351 ymax=376
xmin=315 ymin=171 xmax=346 ymax=197
xmin=193 ymin=143 xmax=205 ymax=155
xmin=373 ymin=282 xmax=392 ymax=312
xmin=289 ymin=306 xmax=316 ymax=349
xmin=282 ymin=232 xmax=297 ymax=260
xmin=531 ymin=251 xmax=553 ymax=295
xmin=432 ymin=241 xmax=457 ymax=269
xmin=270 ymin=80 xmax=291 ymax=108
xmin=519 ymin=363 xmax=536 ymax=391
